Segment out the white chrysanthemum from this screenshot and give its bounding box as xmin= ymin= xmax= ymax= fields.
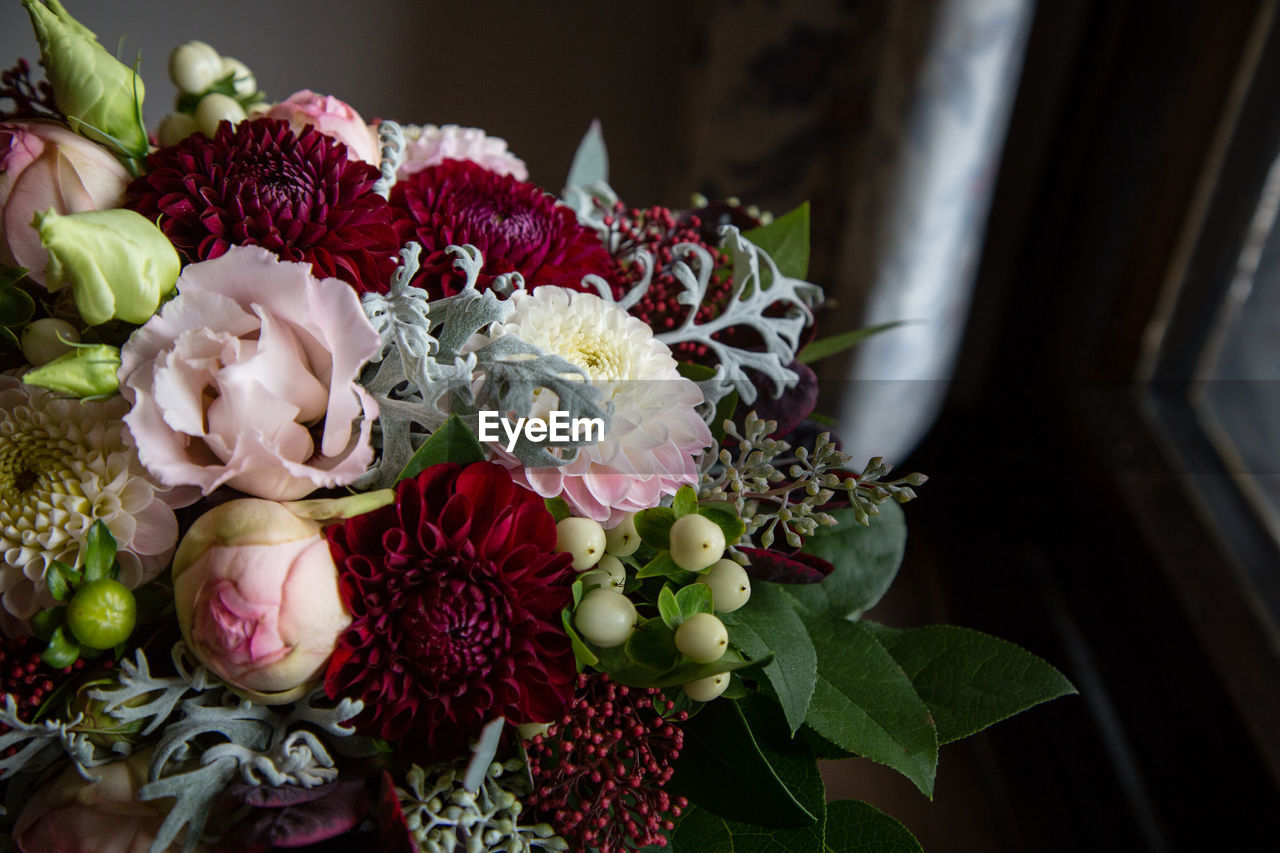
xmin=397 ymin=123 xmax=529 ymax=181
xmin=485 ymin=287 xmax=711 ymax=525
xmin=0 ymin=375 xmax=182 ymax=635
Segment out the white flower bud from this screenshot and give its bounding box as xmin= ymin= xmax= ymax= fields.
xmin=699 ymin=559 xmax=751 ymax=612
xmin=556 ymin=517 xmax=606 ymax=571
xmin=169 ymin=41 xmax=224 ymax=94
xmin=220 ymin=56 xmax=256 ymax=98
xmin=684 ymin=672 xmax=729 ymax=702
xmin=156 ymin=112 xmax=199 ymax=147
xmin=604 ymin=513 xmax=640 ymax=556
xmin=573 ymin=588 xmax=636 ymax=648
xmin=674 ymin=612 xmax=728 ymax=663
xmin=20 ymin=317 xmax=79 ymax=366
xmin=195 ymin=92 xmax=246 ymax=137
xmin=668 ymin=514 xmax=726 ymax=572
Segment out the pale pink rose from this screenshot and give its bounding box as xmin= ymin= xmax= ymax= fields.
xmin=14 ymin=749 xmax=181 ymax=853
xmin=118 ymin=245 xmax=381 ymax=501
xmin=265 ymin=89 xmax=380 ymax=164
xmin=173 ymin=499 xmax=351 ymax=703
xmin=0 ymin=119 xmax=130 ymax=284
xmin=398 ymin=123 xmax=528 ymax=180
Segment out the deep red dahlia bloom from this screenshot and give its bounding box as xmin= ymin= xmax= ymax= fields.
xmin=387 ymin=158 xmax=618 ymax=298
xmin=323 ymin=461 xmax=577 ymax=762
xmin=127 ymin=118 xmax=398 ymax=292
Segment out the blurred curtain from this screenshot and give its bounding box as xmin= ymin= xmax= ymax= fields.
xmin=677 ymin=0 xmax=1034 ymax=463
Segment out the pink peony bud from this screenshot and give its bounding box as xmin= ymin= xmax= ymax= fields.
xmin=265 ymin=89 xmax=379 ymax=165
xmin=173 ymin=499 xmax=352 ymax=704
xmin=0 ymin=119 xmax=130 ymax=284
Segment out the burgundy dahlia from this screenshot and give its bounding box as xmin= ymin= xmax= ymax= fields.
xmin=525 ymin=674 xmax=688 ymax=853
xmin=127 ymin=117 xmax=398 ymax=292
xmin=323 ymin=461 xmax=577 ymax=762
xmin=388 ymin=158 xmax=618 ymax=298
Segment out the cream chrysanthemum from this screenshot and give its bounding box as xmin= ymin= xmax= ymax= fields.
xmin=0 ymin=375 xmax=182 ymax=635
xmin=485 ymin=287 xmax=711 ymax=525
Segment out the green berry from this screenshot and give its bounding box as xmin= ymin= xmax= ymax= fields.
xmin=684 ymin=672 xmax=729 ymax=702
xmin=65 ymin=579 xmax=135 ymax=650
xmin=604 ymin=514 xmax=640 ymax=556
xmin=674 ymin=612 xmax=728 ymax=663
xmin=699 ymin=559 xmax=751 ymax=612
xmin=556 ymin=517 xmax=607 ymax=571
xmin=574 ymin=589 xmax=636 ymax=648
xmin=668 ymin=514 xmax=726 ymax=572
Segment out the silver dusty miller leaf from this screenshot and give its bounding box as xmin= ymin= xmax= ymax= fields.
xmin=357 ymin=243 xmax=612 ymax=487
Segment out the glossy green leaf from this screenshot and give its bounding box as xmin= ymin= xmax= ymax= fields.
xmin=804 ymin=618 xmax=938 ymax=797
xmin=42 ymin=624 xmax=81 ymax=668
xmin=397 ymin=414 xmax=485 ymax=482
xmin=658 ymin=584 xmax=681 ymax=629
xmin=729 ymin=582 xmax=817 ymax=734
xmin=31 ymin=605 xmax=65 ymax=641
xmin=637 ymin=551 xmax=685 ymax=580
xmin=82 ymin=520 xmax=117 ymax=583
xmin=545 ymin=497 xmax=570 ymax=523
xmin=866 ymin=623 xmax=1077 ymax=744
xmin=675 ymin=583 xmax=713 ymax=621
xmin=672 ymin=485 xmax=697 ymax=518
xmin=561 ymin=609 xmax=599 ymax=668
xmin=634 ymin=506 xmax=675 ymax=549
xmin=595 ymin=645 xmax=759 ymax=689
xmin=625 ymin=619 xmax=679 ymax=671
xmin=823 ymin=799 xmax=923 ymax=852
xmin=0 ymin=282 xmax=35 ymax=326
xmin=743 ymin=202 xmax=810 ymax=280
xmin=789 ymin=502 xmax=906 ymax=619
xmin=45 ymin=560 xmax=78 ymax=603
xmin=668 ymin=697 xmax=816 ymax=828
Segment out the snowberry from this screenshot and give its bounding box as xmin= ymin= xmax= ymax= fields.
xmin=20 ymin=317 xmax=79 ymax=366
xmin=700 ymin=559 xmax=752 ymax=612
xmin=668 ymin=514 xmax=725 ymax=572
xmin=605 ymin=513 xmax=640 ymax=556
xmin=580 ymin=554 xmax=627 ymax=592
xmin=556 ymin=517 xmax=607 ymax=570
xmin=574 ymin=589 xmax=636 ymax=648
xmin=169 ymin=41 xmax=223 ymax=94
xmin=675 ymin=612 xmax=728 ymax=663
xmin=684 ymin=672 xmax=730 ymax=702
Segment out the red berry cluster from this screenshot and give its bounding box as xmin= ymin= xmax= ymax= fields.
xmin=525 ymin=674 xmax=688 ymax=853
xmin=599 ymin=202 xmax=737 ymax=362
xmin=0 ymin=636 xmax=110 ymax=759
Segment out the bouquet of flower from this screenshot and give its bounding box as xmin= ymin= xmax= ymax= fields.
xmin=0 ymin=3 xmax=1074 ymax=851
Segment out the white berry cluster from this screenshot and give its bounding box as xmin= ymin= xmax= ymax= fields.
xmin=157 ymin=41 xmax=265 ymax=145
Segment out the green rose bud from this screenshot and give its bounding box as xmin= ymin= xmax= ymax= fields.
xmin=65 ymin=577 xmax=136 ymax=649
xmin=23 ymin=342 xmax=120 ymax=397
xmin=35 ymin=208 xmax=179 ymax=325
xmin=21 ymin=0 xmax=149 ymax=159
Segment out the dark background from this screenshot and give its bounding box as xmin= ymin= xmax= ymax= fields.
xmin=6 ymin=1 xmax=1280 ymax=849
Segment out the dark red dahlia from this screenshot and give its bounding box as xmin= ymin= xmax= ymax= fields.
xmin=525 ymin=674 xmax=688 ymax=853
xmin=127 ymin=117 xmax=398 ymax=292
xmin=323 ymin=461 xmax=577 ymax=762
xmin=388 ymin=158 xmax=619 ymax=298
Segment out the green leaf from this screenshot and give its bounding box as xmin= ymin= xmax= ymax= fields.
xmin=729 ymin=582 xmax=817 ymax=734
xmin=743 ymin=202 xmax=810 ymax=280
xmin=658 ymin=585 xmax=681 ymax=629
xmin=669 ymin=697 xmax=817 ymax=828
xmin=561 ymin=609 xmax=599 ymax=668
xmin=695 ymin=503 xmax=746 ymax=547
xmin=866 ymin=623 xmax=1077 ymax=744
xmin=789 ymin=502 xmax=906 ymax=619
xmin=797 ymin=321 xmax=912 ymax=365
xmin=804 ymin=618 xmax=938 ymax=797
xmin=545 ymin=497 xmax=570 ymax=523
xmin=634 ymin=506 xmax=675 ymax=549
xmin=0 ymin=281 xmax=35 ymax=326
xmin=397 ymin=414 xmax=485 ymax=482
xmin=565 ymin=119 xmax=608 ymax=190
xmin=595 ymin=645 xmax=759 ymax=689
xmin=637 ymin=552 xmax=685 ymax=580
xmin=82 ymin=520 xmax=117 ymax=583
xmin=625 ymin=619 xmax=679 ymax=671
xmin=672 ymin=485 xmax=697 ymax=518
xmin=45 ymin=560 xmax=79 ymax=603
xmin=823 ymin=799 xmax=923 ymax=852
xmin=42 ymin=624 xmax=81 ymax=668
xmin=31 ymin=605 xmax=65 ymax=641
xmin=675 ymin=583 xmax=713 ymax=621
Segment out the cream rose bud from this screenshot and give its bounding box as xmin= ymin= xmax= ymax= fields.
xmin=173 ymin=499 xmax=351 ymax=704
